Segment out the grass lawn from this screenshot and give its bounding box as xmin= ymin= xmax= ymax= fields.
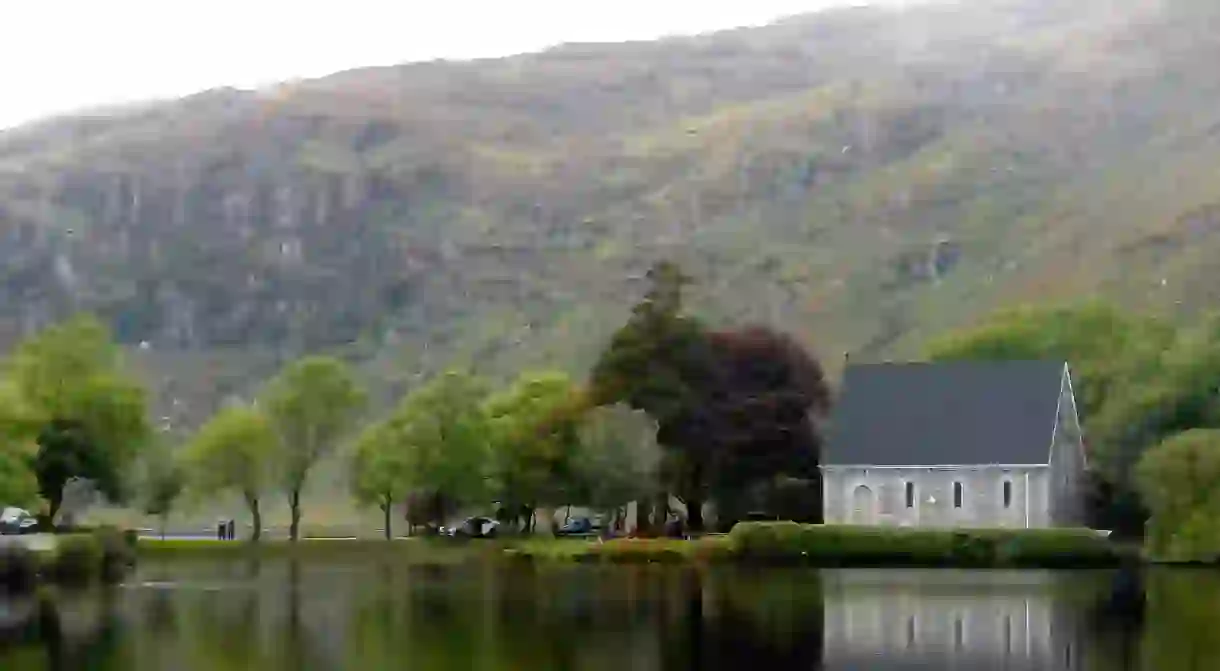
xmin=135 ymin=536 xmax=501 ymax=564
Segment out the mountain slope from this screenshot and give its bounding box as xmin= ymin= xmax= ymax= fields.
xmin=2 ymin=0 xmax=1220 ymax=428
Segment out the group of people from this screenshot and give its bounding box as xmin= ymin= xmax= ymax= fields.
xmin=215 ymin=519 xmax=237 ymax=540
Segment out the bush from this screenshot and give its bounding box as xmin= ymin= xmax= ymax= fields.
xmin=728 ymin=523 xmax=1123 ymax=567
xmin=51 ymin=534 xmax=104 ymax=584
xmin=0 ymin=545 xmax=39 ymax=591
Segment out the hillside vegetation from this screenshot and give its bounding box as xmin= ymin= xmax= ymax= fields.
xmin=2 ymin=0 xmax=1219 ymax=436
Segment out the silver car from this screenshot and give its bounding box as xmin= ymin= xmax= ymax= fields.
xmin=0 ymin=507 xmax=38 ymax=535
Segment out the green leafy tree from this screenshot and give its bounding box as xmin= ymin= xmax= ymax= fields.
xmin=0 ymin=382 xmax=39 ymax=506
xmin=573 ymin=403 xmax=661 ymax=527
xmin=8 ymin=316 xmax=150 ymax=523
xmin=389 ymin=371 xmax=493 ymax=528
xmin=1084 ymin=314 xmax=1220 ymax=537
xmin=350 ymin=421 xmax=412 ymax=540
xmin=485 ymin=371 xmax=583 ymax=532
xmin=1135 ymin=429 xmax=1220 ymax=561
xmin=927 ymin=301 xmax=1172 ymax=422
xmin=591 ymin=261 xmax=714 ymax=532
xmin=184 ymin=405 xmax=279 ymax=542
xmin=141 ymin=444 xmax=186 ymax=539
xmin=590 ymin=261 xmax=709 ymax=424
xmin=262 ymin=356 xmax=367 ymax=541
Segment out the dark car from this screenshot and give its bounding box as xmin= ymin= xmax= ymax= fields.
xmin=442 ymin=516 xmax=500 ymax=539
xmin=556 ymin=517 xmax=593 ymax=536
xmin=0 ymin=508 xmax=38 ymax=535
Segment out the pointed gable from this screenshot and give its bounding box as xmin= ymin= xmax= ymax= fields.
xmin=824 ymin=361 xmax=1066 ymax=467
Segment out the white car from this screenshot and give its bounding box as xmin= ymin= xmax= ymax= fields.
xmin=441 ymin=516 xmax=500 ymax=539
xmin=0 ymin=507 xmax=38 ymax=535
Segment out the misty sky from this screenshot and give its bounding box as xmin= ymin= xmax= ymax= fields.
xmin=0 ymin=0 xmax=926 ymax=129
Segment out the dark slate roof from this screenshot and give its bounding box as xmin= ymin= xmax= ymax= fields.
xmin=824 ymin=361 xmax=1066 ymax=466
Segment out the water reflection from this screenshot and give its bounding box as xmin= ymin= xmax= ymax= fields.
xmin=3 ymin=560 xmax=1218 ymax=670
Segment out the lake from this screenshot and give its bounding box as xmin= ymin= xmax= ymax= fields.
xmin=0 ymin=555 xmax=1216 ymax=670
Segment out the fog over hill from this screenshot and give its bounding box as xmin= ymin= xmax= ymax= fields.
xmin=1 ymin=0 xmax=1217 ymax=435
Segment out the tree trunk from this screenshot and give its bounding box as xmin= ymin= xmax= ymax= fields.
xmin=652 ymin=490 xmax=669 ymax=536
xmin=47 ymin=494 xmax=63 ymax=530
xmin=686 ymin=497 xmax=704 ymax=533
xmin=250 ymin=497 xmax=262 ymax=542
xmin=288 ymin=488 xmax=302 ymax=542
xmin=160 ymin=514 xmax=167 ymax=541
xmin=564 ymin=505 xmax=571 ymax=525
xmin=382 ymin=499 xmax=392 ymax=541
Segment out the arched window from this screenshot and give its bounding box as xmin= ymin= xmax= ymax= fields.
xmin=954 ymin=481 xmax=964 ymax=509
xmin=1003 ymin=480 xmax=1013 ymax=509
xmin=905 ymin=481 xmax=916 ymax=508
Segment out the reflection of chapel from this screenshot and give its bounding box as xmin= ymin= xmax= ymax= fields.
xmin=823 ymin=570 xmax=1086 ymax=670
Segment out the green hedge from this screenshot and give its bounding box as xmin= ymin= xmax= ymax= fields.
xmin=728 ymin=523 xmax=1124 ymax=567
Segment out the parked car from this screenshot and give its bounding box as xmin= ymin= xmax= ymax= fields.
xmin=441 ymin=516 xmax=499 ymax=539
xmin=0 ymin=508 xmax=38 ymax=535
xmin=556 ymin=517 xmax=594 ymax=536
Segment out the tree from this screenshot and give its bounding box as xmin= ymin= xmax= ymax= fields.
xmin=590 ymin=261 xmax=710 ymax=426
xmin=573 ymin=404 xmax=661 ymax=528
xmin=350 ymin=421 xmax=412 ymax=540
xmin=0 ymin=382 xmax=39 ymax=507
xmin=485 ymin=371 xmax=584 ymax=531
xmin=141 ymin=444 xmax=186 ymax=540
xmin=388 ymin=371 xmax=492 ymax=529
xmin=9 ymin=316 xmax=150 ymax=523
xmin=591 ymin=261 xmax=715 ymax=532
xmin=262 ymin=356 xmax=367 ymax=541
xmin=1135 ymin=429 xmax=1220 ymax=561
xmin=927 ymin=301 xmax=1172 ymax=422
xmin=702 ymin=326 xmax=831 ymax=528
xmin=592 ymin=263 xmax=831 ymax=531
xmin=184 ymin=405 xmax=278 ymax=542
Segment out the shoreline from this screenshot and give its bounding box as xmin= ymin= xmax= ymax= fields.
xmin=129 ymin=523 xmax=1148 ymax=569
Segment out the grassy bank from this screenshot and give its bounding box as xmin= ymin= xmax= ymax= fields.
xmin=128 ymin=524 xmax=1130 ymax=568
xmin=135 ymin=536 xmax=500 ymax=564
xmin=508 ymin=524 xmax=1128 ymax=567
xmin=1 ymin=529 xmax=137 ymax=591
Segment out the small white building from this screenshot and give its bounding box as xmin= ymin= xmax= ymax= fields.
xmin=822 ymin=361 xmax=1088 ymax=528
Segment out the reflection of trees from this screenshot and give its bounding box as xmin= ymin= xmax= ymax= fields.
xmin=0 ymin=590 xmax=126 ymax=671
xmin=661 ymin=568 xmax=824 ymax=671
xmin=1141 ymin=569 xmax=1220 ymax=671
xmin=1083 ymin=567 xmax=1144 ymax=671
xmin=347 ymin=563 xmax=669 ymax=670
xmin=178 ymin=577 xmax=270 ymax=670
xmin=13 ymin=562 xmax=1200 ymax=671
